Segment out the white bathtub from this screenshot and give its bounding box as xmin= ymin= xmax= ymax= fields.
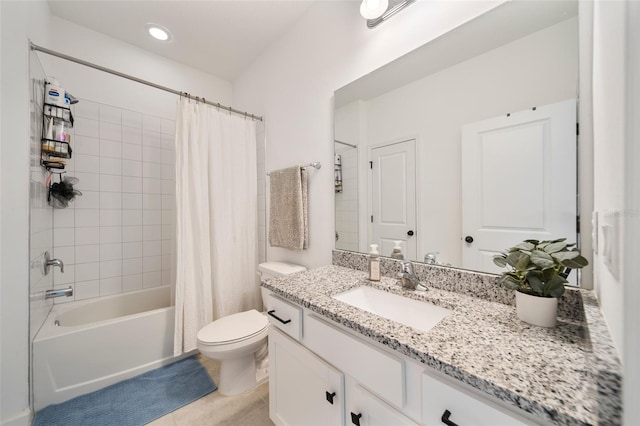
xmin=33 ymin=286 xmax=183 ymax=411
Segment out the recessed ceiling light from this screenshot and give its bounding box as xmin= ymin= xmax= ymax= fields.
xmin=146 ymin=23 xmax=172 ymax=42
xmin=360 ymin=0 xmax=389 ymax=20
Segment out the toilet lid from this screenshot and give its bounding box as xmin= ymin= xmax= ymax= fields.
xmin=197 ymin=309 xmax=268 ymax=345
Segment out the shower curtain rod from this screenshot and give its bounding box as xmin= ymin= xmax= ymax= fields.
xmin=30 ymin=42 xmax=263 ymax=122
xmin=334 ymin=139 xmax=357 ymax=148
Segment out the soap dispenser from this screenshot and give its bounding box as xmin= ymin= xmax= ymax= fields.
xmin=369 ymin=244 xmax=381 ymax=281
xmin=390 ymin=241 xmax=404 ymax=260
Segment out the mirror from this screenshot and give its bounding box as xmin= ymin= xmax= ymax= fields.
xmin=334 ymin=0 xmax=580 ymax=275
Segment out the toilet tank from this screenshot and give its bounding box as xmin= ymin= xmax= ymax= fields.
xmin=258 ymin=262 xmax=306 ymax=311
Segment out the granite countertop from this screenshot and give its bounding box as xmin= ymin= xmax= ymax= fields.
xmin=262 ymin=264 xmax=622 ymax=425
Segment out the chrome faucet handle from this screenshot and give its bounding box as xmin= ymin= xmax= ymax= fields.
xmin=44 ymin=251 xmax=64 ymax=275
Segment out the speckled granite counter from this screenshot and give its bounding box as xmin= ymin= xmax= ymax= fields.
xmin=262 ymin=264 xmax=622 ymax=425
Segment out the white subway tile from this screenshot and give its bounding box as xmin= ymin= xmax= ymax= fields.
xmin=100 ymin=209 xmax=122 ymax=227
xmin=54 ymin=246 xmax=75 ymax=264
xmin=122 ymin=110 xmax=142 ymax=129
xmin=54 ymin=228 xmax=75 ymax=247
xmin=143 ymin=210 xmax=162 ymax=225
xmin=161 ymin=224 xmax=173 ymax=240
xmin=122 ymin=143 xmax=142 ymax=161
xmin=161 ymin=133 xmax=174 ymax=151
xmin=143 ymin=240 xmax=162 ymax=257
xmin=162 ymin=210 xmax=175 ymax=225
xmin=73 ymin=172 xmax=100 ymax=192
xmin=100 ymin=243 xmax=122 ymax=261
xmin=122 ymin=274 xmax=143 ymax=292
xmin=100 ymin=192 xmax=122 ymax=209
xmin=143 ymin=225 xmax=161 ymax=241
xmin=142 ymin=162 xmax=162 ymax=179
xmin=75 ymin=227 xmax=100 ymax=245
xmin=160 ymin=118 xmax=175 ymax=135
xmin=143 ymin=194 xmax=162 ymax=210
xmin=100 ymin=157 xmax=122 ymax=175
xmin=162 ymin=270 xmax=171 ymax=287
xmin=122 ymin=258 xmax=143 ymax=276
xmin=100 ymin=277 xmax=122 ymax=295
xmin=100 ymin=140 xmax=122 ymax=159
xmin=143 ymin=271 xmax=162 ymax=288
xmin=122 ymin=193 xmax=143 ymax=210
xmin=143 ymin=115 xmax=161 ymax=132
xmin=123 ymin=242 xmax=143 ymax=258
xmin=75 ymin=154 xmax=100 ymax=173
xmin=161 ymin=194 xmax=175 ymax=210
xmin=74 ymin=190 xmax=100 ymax=209
xmin=100 ymin=122 xmax=122 ymax=142
xmin=122 ymin=210 xmax=143 ymax=226
xmin=75 ymin=244 xmax=100 ymax=264
xmin=76 ymin=262 xmax=100 ymax=281
xmin=122 ymin=160 xmax=142 ymax=177
xmin=143 ymin=146 xmax=162 ymax=164
xmin=100 ymin=226 xmax=122 ymax=244
xmin=161 ymin=149 xmax=174 ymax=165
xmin=161 ymin=164 xmax=174 ymax=180
xmin=162 ymin=240 xmax=173 ymax=255
xmin=99 ymin=104 xmax=122 ymax=125
xmin=100 ymin=175 xmax=122 ymax=193
xmin=74 ymin=118 xmax=99 ymax=138
xmin=143 ymin=255 xmax=162 ymax=273
xmin=123 ymin=225 xmax=143 ymax=242
xmin=161 ymin=179 xmax=175 ymax=195
xmin=122 ymin=176 xmax=142 ymax=193
xmin=74 ymin=101 xmax=99 ymax=120
xmin=122 ymin=125 xmax=142 ymax=145
xmin=142 ymin=130 xmax=161 ymax=148
xmin=74 ymin=135 xmax=100 ymax=156
xmin=100 ymin=260 xmax=122 ymax=278
xmin=54 ymin=208 xmax=75 ymax=228
xmin=75 ymin=209 xmax=100 ymax=227
xmin=75 ymin=280 xmax=100 ymax=300
xmin=143 ymin=178 xmax=162 ymax=194
xmin=54 ymin=265 xmax=75 ymax=285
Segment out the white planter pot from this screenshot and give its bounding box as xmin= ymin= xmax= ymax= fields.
xmin=515 ymin=291 xmax=558 ymax=327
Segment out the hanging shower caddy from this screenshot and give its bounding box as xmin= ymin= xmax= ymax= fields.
xmin=41 ymin=99 xmax=74 ymax=170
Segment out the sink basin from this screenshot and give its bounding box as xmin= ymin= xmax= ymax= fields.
xmin=332 ymin=286 xmax=450 ymax=332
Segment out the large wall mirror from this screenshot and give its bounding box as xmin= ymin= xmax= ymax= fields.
xmin=334 ymin=0 xmax=580 ymax=276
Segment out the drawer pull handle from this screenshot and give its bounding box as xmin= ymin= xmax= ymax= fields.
xmin=267 ymin=310 xmax=291 ymax=324
xmin=441 ymin=409 xmax=459 ymax=426
xmin=325 ymin=391 xmax=336 ymax=404
xmin=350 ymin=412 xmax=362 ymax=426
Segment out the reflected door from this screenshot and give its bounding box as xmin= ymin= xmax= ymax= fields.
xmin=461 ymin=99 xmax=577 ymax=277
xmin=371 ymin=139 xmax=417 ymax=259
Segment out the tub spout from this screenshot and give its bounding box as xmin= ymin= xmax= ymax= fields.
xmin=45 ymin=286 xmax=73 ymax=300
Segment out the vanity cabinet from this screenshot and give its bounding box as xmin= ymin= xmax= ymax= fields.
xmin=267 ymin=292 xmax=534 ymax=426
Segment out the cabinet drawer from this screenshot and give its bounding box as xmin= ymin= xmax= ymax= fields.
xmin=267 ymin=294 xmax=302 ymax=341
xmin=304 ymin=314 xmax=405 ymax=409
xmin=421 ymin=372 xmax=528 ymax=426
xmin=348 ymin=383 xmax=418 ymax=426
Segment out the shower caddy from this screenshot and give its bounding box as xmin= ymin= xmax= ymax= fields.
xmin=40 ymin=98 xmax=73 ymax=170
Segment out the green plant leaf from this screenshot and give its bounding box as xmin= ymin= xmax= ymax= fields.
xmin=498 ymin=275 xmax=521 ymax=290
xmin=514 ymin=242 xmax=535 ymax=251
xmin=526 ymin=270 xmax=545 ymax=296
xmin=506 ymin=251 xmax=523 ymax=268
xmin=544 ymin=241 xmax=568 ymax=254
xmin=516 ymin=253 xmax=530 ymax=271
xmin=493 ymin=255 xmax=507 ymax=268
xmin=552 ymin=251 xmax=580 ymax=261
xmin=530 ymin=250 xmax=555 ymax=268
xmin=560 ymin=255 xmax=589 ymax=269
xmin=545 ymin=274 xmax=568 ymax=298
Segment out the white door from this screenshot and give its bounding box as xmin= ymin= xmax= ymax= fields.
xmin=371 ymin=140 xmax=417 ymax=259
xmin=461 ymin=99 xmax=577 ymax=277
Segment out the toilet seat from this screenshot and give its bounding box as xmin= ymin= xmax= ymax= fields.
xmin=197 ymin=309 xmax=268 ymax=346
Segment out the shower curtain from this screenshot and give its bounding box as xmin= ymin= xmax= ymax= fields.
xmin=173 ymin=98 xmax=259 ymax=356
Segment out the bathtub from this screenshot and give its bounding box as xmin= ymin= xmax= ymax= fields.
xmin=33 ymin=286 xmax=184 ymax=411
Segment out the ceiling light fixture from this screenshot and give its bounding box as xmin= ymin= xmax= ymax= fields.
xmin=362 ymin=0 xmax=416 ymax=29
xmin=146 ymin=23 xmax=172 ymax=42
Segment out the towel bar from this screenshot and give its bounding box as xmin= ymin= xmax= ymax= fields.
xmin=266 ymin=162 xmax=321 ymax=176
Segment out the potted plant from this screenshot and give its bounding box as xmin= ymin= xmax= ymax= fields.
xmin=493 ymin=238 xmax=588 ymax=327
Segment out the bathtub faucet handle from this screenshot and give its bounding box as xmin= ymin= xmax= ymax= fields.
xmin=44 ymin=251 xmax=64 ymax=275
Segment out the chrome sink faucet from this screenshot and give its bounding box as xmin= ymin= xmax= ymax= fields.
xmin=397 ymin=260 xmax=426 ymax=291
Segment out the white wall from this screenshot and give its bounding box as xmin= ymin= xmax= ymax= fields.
xmin=592 ymin=0 xmax=626 ymax=360
xmin=234 ymin=0 xmax=504 ymax=269
xmin=1 ymin=2 xmax=52 ymax=425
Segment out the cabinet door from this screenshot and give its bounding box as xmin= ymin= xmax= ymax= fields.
xmin=269 ymin=328 xmax=345 ymax=426
xmin=347 ymin=383 xmax=419 ymax=426
xmin=422 ymin=372 xmax=528 ymax=426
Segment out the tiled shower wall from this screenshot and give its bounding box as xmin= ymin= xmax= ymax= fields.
xmin=52 ymin=99 xmax=176 ymax=302
xmin=334 ymin=145 xmax=358 ymax=252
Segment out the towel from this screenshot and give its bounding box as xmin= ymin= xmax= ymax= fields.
xmin=269 ymin=166 xmax=308 ymax=250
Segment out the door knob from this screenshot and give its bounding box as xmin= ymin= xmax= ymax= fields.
xmin=464 ymin=236 xmax=474 ymax=243
xmin=407 ymin=230 xmax=414 ymax=236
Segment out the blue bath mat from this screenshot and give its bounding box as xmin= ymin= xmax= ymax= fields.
xmin=33 ymin=356 xmax=216 ymax=426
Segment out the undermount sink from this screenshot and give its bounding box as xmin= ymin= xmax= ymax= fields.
xmin=332 ymin=286 xmax=451 ymax=332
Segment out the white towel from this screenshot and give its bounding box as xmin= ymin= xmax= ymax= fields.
xmin=269 ymin=166 xmax=308 ymax=250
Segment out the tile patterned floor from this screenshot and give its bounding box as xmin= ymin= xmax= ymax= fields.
xmin=148 ymin=355 xmax=275 ymax=426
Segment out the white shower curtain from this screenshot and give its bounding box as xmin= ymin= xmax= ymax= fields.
xmin=173 ymin=98 xmax=259 ymax=356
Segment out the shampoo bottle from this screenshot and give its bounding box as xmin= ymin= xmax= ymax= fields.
xmin=390 ymin=241 xmax=404 ymax=260
xmin=369 ymin=244 xmax=381 ymax=281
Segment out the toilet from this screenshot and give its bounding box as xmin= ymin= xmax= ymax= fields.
xmin=197 ymin=261 xmax=306 ymax=395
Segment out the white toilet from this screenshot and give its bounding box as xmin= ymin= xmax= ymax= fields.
xmin=197 ymin=261 xmax=306 ymax=395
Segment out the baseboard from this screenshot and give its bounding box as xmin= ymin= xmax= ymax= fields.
xmin=1 ymin=407 xmax=31 ymax=426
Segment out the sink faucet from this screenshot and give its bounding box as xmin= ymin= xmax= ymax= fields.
xmin=424 ymin=252 xmax=438 ymax=264
xmin=397 ymin=261 xmax=426 ymax=291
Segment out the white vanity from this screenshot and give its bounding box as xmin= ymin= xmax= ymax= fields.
xmin=262 ymin=263 xmax=621 ymax=425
